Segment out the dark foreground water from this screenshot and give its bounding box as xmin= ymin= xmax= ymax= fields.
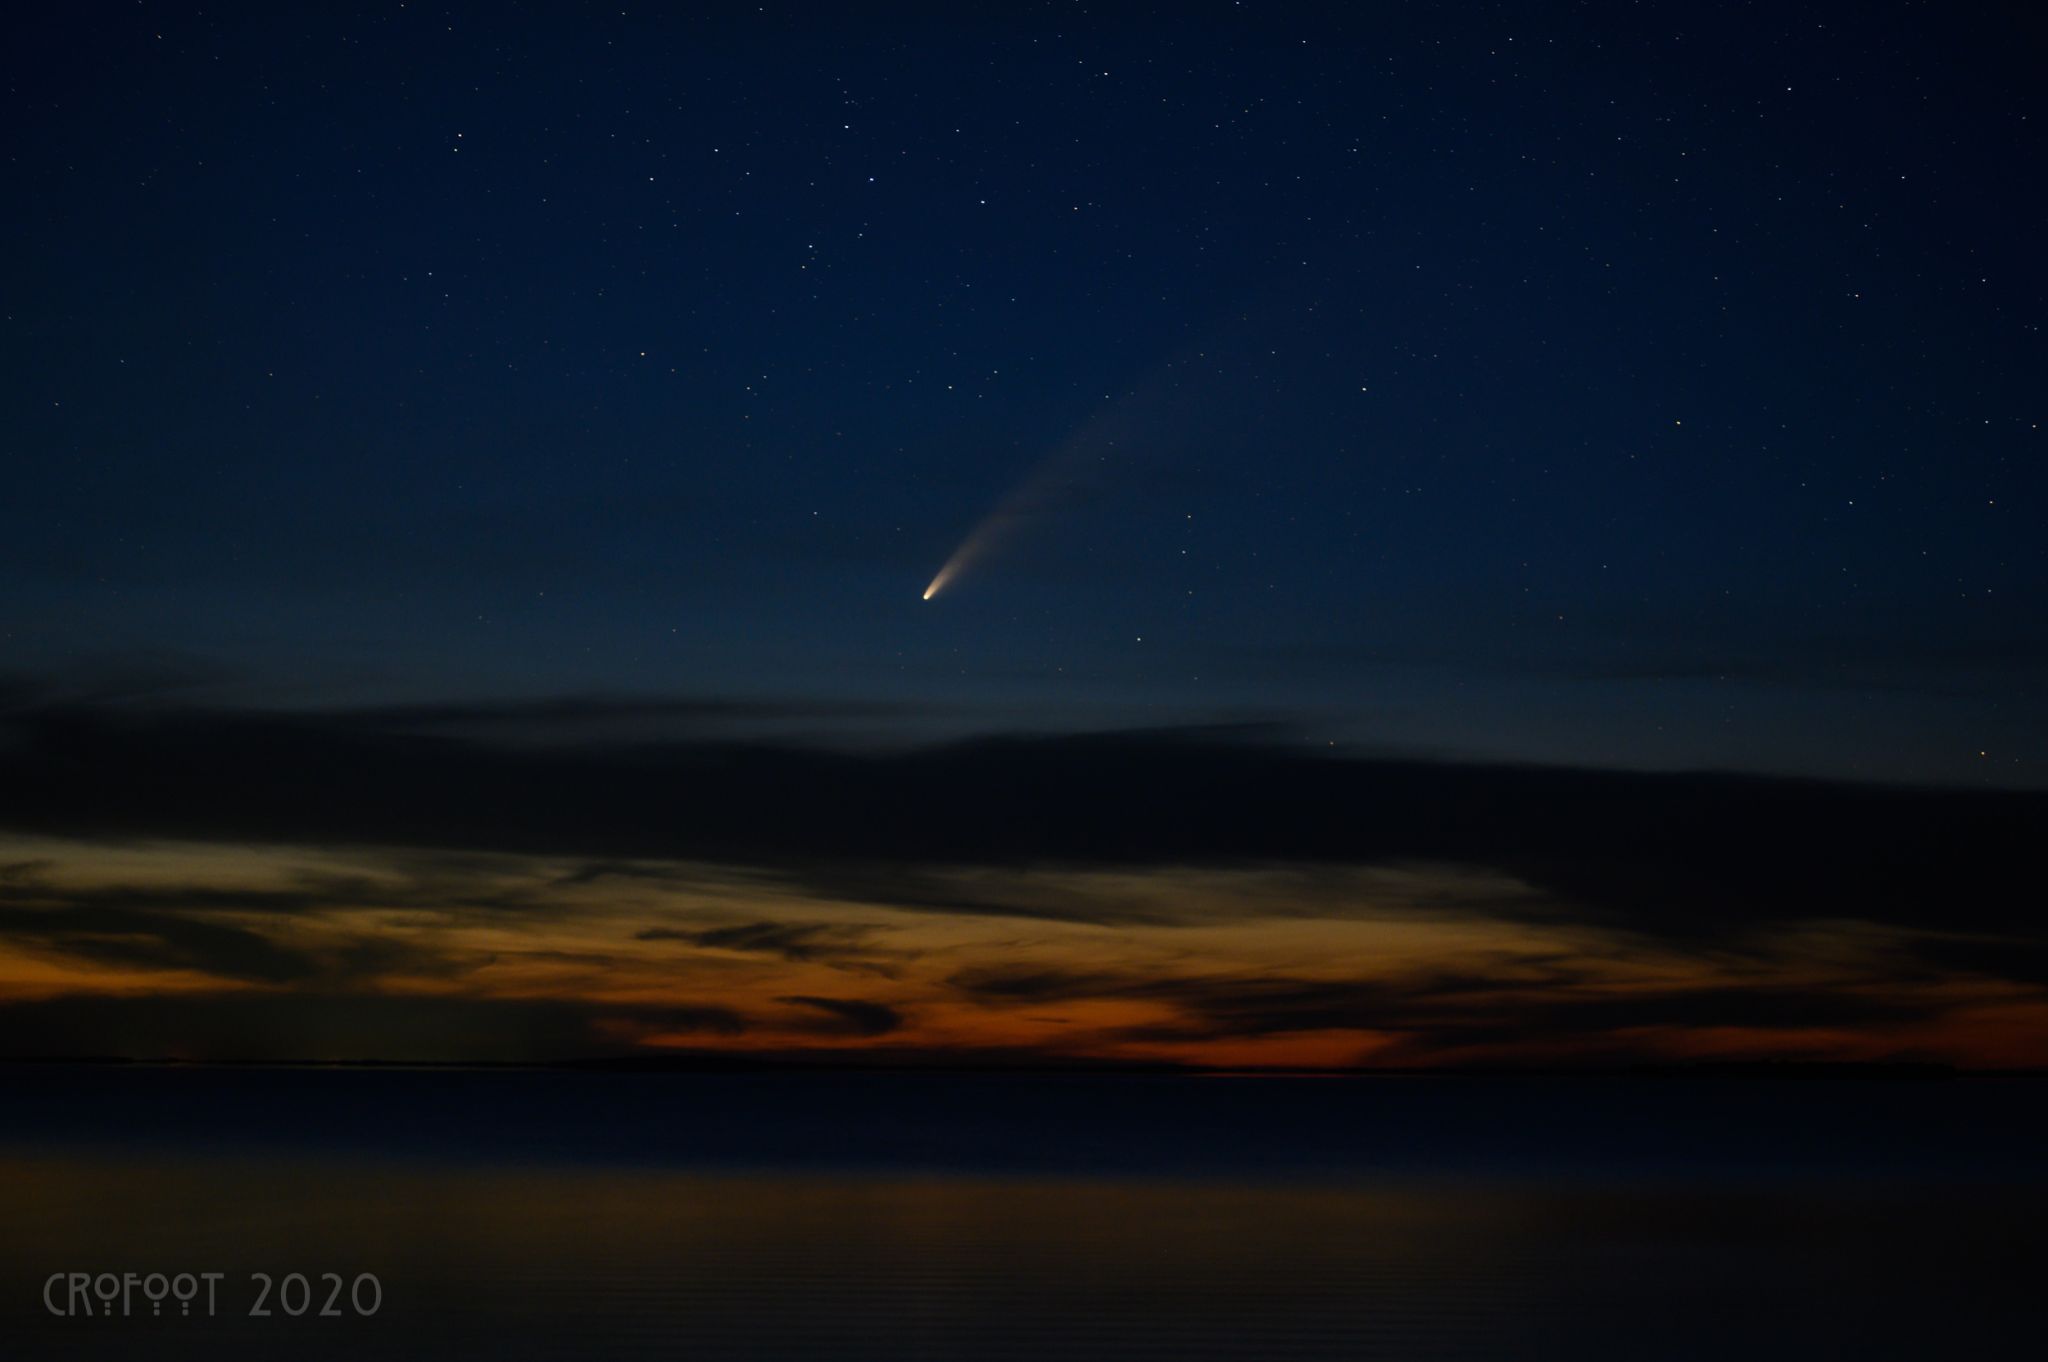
xmin=2 ymin=1068 xmax=2042 ymax=1359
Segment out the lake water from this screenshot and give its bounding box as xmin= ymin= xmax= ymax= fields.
xmin=3 ymin=1068 xmax=2042 ymax=1359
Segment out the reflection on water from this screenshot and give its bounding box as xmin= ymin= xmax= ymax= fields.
xmin=1 ymin=1071 xmax=2043 ymax=1359
xmin=4 ymin=1155 xmax=2042 ymax=1360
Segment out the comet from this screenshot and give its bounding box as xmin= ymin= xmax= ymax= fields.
xmin=918 ymin=335 xmax=1228 ymax=600
xmin=920 ymin=521 xmax=1000 ymax=602
xmin=920 ymin=398 xmax=1148 ymax=601
xmin=918 ymin=482 xmax=1059 ymax=601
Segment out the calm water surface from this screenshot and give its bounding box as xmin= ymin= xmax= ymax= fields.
xmin=2 ymin=1069 xmax=2041 ymax=1359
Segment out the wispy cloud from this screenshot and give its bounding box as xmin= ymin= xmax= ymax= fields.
xmin=0 ymin=686 xmax=2043 ymax=1066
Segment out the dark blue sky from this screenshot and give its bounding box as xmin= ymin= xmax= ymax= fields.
xmin=6 ymin=1 xmax=2043 ymax=785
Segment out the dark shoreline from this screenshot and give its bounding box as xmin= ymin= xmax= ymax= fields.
xmin=7 ymin=1063 xmax=2044 ymax=1184
xmin=0 ymin=1054 xmax=2023 ymax=1078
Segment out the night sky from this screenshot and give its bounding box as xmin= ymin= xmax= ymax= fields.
xmin=3 ymin=2 xmax=2044 ymax=1068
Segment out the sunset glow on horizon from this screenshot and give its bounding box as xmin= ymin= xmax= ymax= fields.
xmin=4 ymin=829 xmax=2040 ymax=1070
